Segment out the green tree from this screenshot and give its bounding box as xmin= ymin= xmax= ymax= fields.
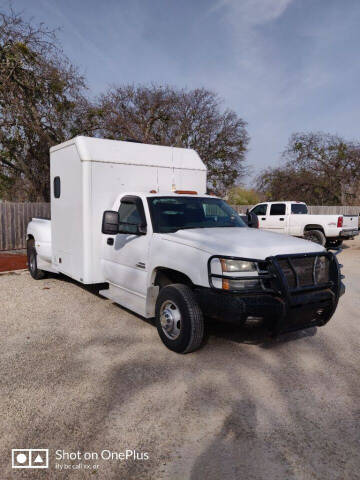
xmin=227 ymin=186 xmax=260 ymax=205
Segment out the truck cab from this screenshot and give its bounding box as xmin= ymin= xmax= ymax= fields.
xmin=27 ymin=137 xmax=345 ymax=353
xmin=251 ymin=202 xmax=308 ymax=235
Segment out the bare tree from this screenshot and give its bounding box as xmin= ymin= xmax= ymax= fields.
xmin=0 ymin=9 xmax=90 ymax=200
xmin=0 ymin=10 xmax=249 ymax=200
xmin=94 ymin=85 xmax=249 ymax=195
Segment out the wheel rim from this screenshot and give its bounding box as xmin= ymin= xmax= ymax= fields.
xmin=159 ymin=300 xmax=182 ymax=340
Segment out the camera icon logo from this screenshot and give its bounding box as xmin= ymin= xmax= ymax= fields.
xmin=12 ymin=449 xmax=49 ymax=469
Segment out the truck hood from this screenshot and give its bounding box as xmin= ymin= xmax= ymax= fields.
xmin=161 ymin=227 xmax=325 ymax=259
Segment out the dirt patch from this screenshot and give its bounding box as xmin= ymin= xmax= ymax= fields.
xmin=0 ymin=253 xmax=27 ymax=272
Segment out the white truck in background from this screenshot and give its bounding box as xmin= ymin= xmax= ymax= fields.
xmin=27 ymin=137 xmax=344 ymax=353
xmin=249 ymin=201 xmax=358 ymax=248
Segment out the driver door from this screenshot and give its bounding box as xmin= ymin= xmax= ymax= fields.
xmin=102 ymin=196 xmax=150 ymax=303
xmin=250 ymin=204 xmax=268 ymax=229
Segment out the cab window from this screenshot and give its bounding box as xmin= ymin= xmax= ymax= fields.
xmin=252 ymin=204 xmax=267 ymax=216
xmin=119 ymin=202 xmax=142 ymax=225
xmin=291 ymin=203 xmax=308 ymax=214
xmin=270 ymin=203 xmax=286 ymax=215
xmin=118 ymin=196 xmax=147 ymax=234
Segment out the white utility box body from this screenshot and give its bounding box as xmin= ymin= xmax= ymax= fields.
xmin=49 ymin=136 xmax=206 ymax=283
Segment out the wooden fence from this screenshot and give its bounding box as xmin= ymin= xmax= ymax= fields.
xmin=0 ymin=202 xmax=359 ymax=251
xmin=0 ymin=202 xmax=50 ymax=251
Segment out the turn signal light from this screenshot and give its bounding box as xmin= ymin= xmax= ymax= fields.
xmin=337 ymin=216 xmax=343 ymax=228
xmin=222 ymin=279 xmax=230 ymax=290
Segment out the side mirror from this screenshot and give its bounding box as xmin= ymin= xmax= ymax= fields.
xmin=247 ymin=211 xmax=259 ymax=228
xmin=246 ymin=208 xmax=249 ymax=214
xmin=102 ymin=210 xmax=119 ymax=234
xmin=118 ymin=222 xmax=147 ymax=235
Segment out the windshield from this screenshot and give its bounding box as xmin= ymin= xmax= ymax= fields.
xmin=291 ymin=203 xmax=308 ymax=214
xmin=147 ymin=196 xmax=247 ymax=233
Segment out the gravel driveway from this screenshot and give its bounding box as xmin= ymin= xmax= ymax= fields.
xmin=1 ymin=238 xmax=359 ymax=479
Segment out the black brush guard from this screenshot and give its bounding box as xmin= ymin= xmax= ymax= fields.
xmin=200 ymin=251 xmax=343 ymax=335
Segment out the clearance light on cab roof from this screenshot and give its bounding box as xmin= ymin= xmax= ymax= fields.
xmin=149 ymin=189 xmax=157 ymax=193
xmin=174 ymin=190 xmax=198 ymax=194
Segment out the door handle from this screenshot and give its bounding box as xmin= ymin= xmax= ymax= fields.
xmin=261 ymin=218 xmax=266 ymax=220
xmin=279 ymin=218 xmax=284 ymax=221
xmin=107 ymin=238 xmax=114 ymax=245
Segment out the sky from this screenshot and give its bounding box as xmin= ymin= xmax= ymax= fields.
xmin=3 ymin=0 xmax=360 ymax=185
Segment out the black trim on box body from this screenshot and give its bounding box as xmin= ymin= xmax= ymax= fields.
xmin=204 ymin=251 xmax=343 ymax=335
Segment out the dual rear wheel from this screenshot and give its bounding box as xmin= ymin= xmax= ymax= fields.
xmin=27 ymin=239 xmax=46 ymax=280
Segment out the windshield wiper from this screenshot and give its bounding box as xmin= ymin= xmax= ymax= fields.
xmin=163 ymin=225 xmax=242 ymax=233
xmin=164 ymin=226 xmax=198 ymax=233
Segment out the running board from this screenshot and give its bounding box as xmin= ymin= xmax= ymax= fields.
xmin=99 ymin=283 xmax=147 ymax=317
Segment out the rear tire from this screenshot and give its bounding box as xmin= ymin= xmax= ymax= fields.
xmin=27 ymin=239 xmax=46 ymax=280
xmin=155 ymin=284 xmax=204 ymax=353
xmin=304 ymin=229 xmax=326 ymax=246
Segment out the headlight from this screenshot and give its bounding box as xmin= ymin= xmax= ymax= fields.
xmin=220 ymin=258 xmax=257 ymax=272
xmin=209 ymin=257 xmax=260 ymax=291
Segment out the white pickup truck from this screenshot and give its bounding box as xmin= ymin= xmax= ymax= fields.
xmin=249 ymin=201 xmax=358 ymax=247
xmin=27 ymin=137 xmax=344 ymax=353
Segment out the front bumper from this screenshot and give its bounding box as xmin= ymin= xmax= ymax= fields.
xmin=339 ymin=229 xmax=359 ymax=238
xmin=196 ymin=251 xmax=344 ymax=335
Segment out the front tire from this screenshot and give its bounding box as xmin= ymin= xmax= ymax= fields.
xmin=304 ymin=229 xmax=326 ymax=246
xmin=27 ymin=239 xmax=46 ymax=280
xmin=155 ymin=284 xmax=204 ymax=353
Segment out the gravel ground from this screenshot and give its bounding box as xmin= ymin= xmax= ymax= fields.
xmin=0 ymin=238 xmax=359 ymax=479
